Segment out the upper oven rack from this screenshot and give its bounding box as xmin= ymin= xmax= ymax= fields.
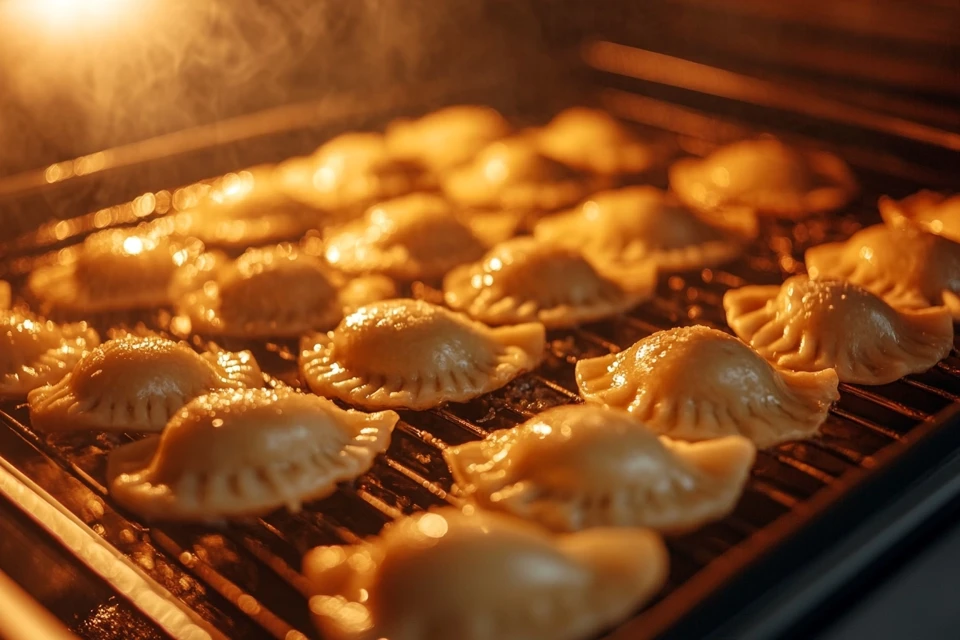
xmin=1 ymin=45 xmax=960 ymax=640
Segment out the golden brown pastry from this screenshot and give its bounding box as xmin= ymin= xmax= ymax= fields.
xmin=168 ymin=167 xmax=320 ymax=249
xmin=879 ymin=190 xmax=960 ymax=242
xmin=28 ymin=335 xmax=263 ymax=432
xmin=300 ymin=299 xmax=545 ymax=410
xmin=0 ymin=280 xmax=10 ymax=309
xmin=278 ymin=133 xmax=431 ymax=214
xmin=1 ymin=310 xmax=99 ymax=398
xmin=385 ymin=105 xmax=511 ymax=172
xmin=445 ymin=405 xmax=755 ymax=533
xmin=805 ymin=223 xmax=960 ymax=319
xmin=669 ymin=139 xmax=857 ymax=219
xmin=27 ymin=225 xmax=207 ymax=315
xmin=576 ymin=325 xmax=839 ymax=448
xmin=443 ymin=236 xmax=656 ymax=328
xmin=443 ymin=136 xmax=606 ymax=213
xmin=303 ymin=507 xmax=668 ymax=640
xmin=534 ymin=186 xmax=757 ymax=271
xmin=537 ymin=107 xmax=669 ymax=176
xmin=177 ymin=244 xmax=343 ymax=338
xmin=106 ymin=388 xmax=397 ymax=520
xmin=324 ymin=193 xmax=487 ymax=281
xmin=724 ymin=275 xmax=953 ymax=385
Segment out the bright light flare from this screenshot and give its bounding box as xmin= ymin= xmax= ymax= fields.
xmin=8 ymin=0 xmax=143 ymax=37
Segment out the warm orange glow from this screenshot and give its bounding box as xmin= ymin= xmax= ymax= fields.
xmin=10 ymin=0 xmax=137 ymax=33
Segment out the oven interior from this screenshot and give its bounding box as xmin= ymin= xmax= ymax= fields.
xmin=1 ymin=3 xmax=959 ymax=639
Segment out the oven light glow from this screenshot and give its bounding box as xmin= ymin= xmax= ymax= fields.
xmin=10 ymin=0 xmax=142 ymax=34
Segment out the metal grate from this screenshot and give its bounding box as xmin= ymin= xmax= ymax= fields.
xmin=1 ymin=89 xmax=959 ymax=640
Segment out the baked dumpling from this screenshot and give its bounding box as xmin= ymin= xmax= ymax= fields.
xmin=443 ymin=137 xmax=606 ymax=213
xmin=106 ymin=388 xmax=397 ymax=520
xmin=324 ymin=193 xmax=487 ymax=281
xmin=278 ymin=133 xmax=430 ymax=214
xmin=169 ymin=168 xmax=321 ymax=249
xmin=303 ymin=507 xmax=668 ymax=640
xmin=300 ymin=299 xmax=545 ymax=410
xmin=28 ymin=335 xmax=263 ymax=432
xmin=537 ymin=107 xmax=669 ymax=176
xmin=724 ymin=275 xmax=953 ymax=385
xmin=0 ymin=280 xmax=10 ymax=309
xmin=669 ymin=139 xmax=857 ymax=218
xmin=534 ymin=186 xmax=757 ymax=271
xmin=385 ymin=105 xmax=511 ymax=172
xmin=576 ymin=325 xmax=840 ymax=448
xmin=445 ymin=405 xmax=755 ymax=533
xmin=177 ymin=244 xmax=343 ymax=337
xmin=879 ymin=190 xmax=960 ymax=242
xmin=27 ymin=225 xmax=206 ymax=315
xmin=443 ymin=236 xmax=656 ymax=328
xmin=1 ymin=310 xmax=99 ymax=398
xmin=805 ymin=223 xmax=960 ymax=318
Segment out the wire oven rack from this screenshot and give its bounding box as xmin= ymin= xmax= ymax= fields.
xmin=1 ymin=49 xmax=960 ymax=640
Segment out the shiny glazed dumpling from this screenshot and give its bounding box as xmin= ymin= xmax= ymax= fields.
xmin=27 ymin=225 xmax=206 ymax=316
xmin=278 ymin=132 xmax=431 ymax=214
xmin=303 ymin=507 xmax=668 ymax=640
xmin=669 ymin=139 xmax=857 ymax=219
xmin=443 ymin=236 xmax=656 ymax=328
xmin=169 ymin=167 xmax=321 ymax=249
xmin=106 ymin=388 xmax=398 ymax=520
xmin=879 ymin=190 xmax=960 ymax=242
xmin=28 ymin=335 xmax=263 ymax=432
xmin=443 ymin=136 xmax=606 ymax=213
xmin=385 ymin=105 xmax=511 ymax=172
xmin=445 ymin=404 xmax=755 ymax=533
xmin=300 ymin=299 xmax=545 ymax=410
xmin=324 ymin=193 xmax=487 ymax=281
xmin=1 ymin=310 xmax=99 ymax=398
xmin=534 ymin=186 xmax=757 ymax=271
xmin=537 ymin=107 xmax=669 ymax=176
xmin=805 ymin=223 xmax=960 ymax=319
xmin=724 ymin=275 xmax=953 ymax=385
xmin=575 ymin=325 xmax=840 ymax=448
xmin=177 ymin=244 xmax=344 ymax=337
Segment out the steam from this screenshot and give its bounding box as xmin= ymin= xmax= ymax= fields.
xmin=0 ymin=0 xmax=549 ymax=177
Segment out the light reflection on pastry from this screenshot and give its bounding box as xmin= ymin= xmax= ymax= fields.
xmin=28 ymin=335 xmax=262 ymax=433
xmin=445 ymin=404 xmax=755 ymax=533
xmin=27 ymin=225 xmax=206 ymax=315
xmin=300 ymin=299 xmax=545 ymax=410
xmin=576 ymin=325 xmax=839 ymax=448
xmin=669 ymin=139 xmax=857 ymax=218
xmin=324 ymin=193 xmax=487 ymax=281
xmin=106 ymin=387 xmax=397 ymax=520
xmin=879 ymin=190 xmax=960 ymax=242
xmin=537 ymin=107 xmax=670 ymax=176
xmin=1 ymin=310 xmax=99 ymax=398
xmin=534 ymin=186 xmax=757 ymax=271
xmin=443 ymin=236 xmax=656 ymax=328
xmin=303 ymin=506 xmax=668 ymax=640
xmin=385 ymin=105 xmax=511 ymax=172
xmin=168 ymin=167 xmax=321 ymax=249
xmin=279 ymin=133 xmax=432 ymax=214
xmin=177 ymin=244 xmax=344 ymax=338
xmin=805 ymin=223 xmax=960 ymax=319
xmin=724 ymin=275 xmax=953 ymax=385
xmin=443 ymin=137 xmax=607 ymax=213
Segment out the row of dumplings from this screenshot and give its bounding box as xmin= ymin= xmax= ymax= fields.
xmin=20 ymin=103 xmax=868 ymax=326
